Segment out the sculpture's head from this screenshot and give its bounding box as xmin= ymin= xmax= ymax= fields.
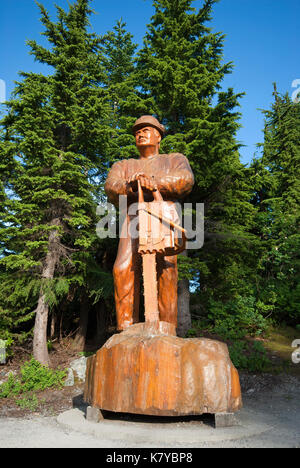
xmin=133 ymin=116 xmax=165 ymax=151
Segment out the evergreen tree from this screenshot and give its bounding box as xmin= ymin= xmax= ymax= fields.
xmin=136 ymin=0 xmax=258 ymax=333
xmin=251 ymin=87 xmax=300 ymax=325
xmin=0 ymin=0 xmax=112 ymax=364
xmin=100 ymin=19 xmax=138 ymax=164
xmin=101 ymin=19 xmax=154 ymax=163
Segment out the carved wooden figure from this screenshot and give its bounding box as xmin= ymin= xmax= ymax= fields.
xmin=104 ymin=115 xmax=194 ymax=330
xmin=84 ymin=116 xmax=242 ymax=420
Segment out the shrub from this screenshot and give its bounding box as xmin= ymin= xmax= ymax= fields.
xmin=229 ymin=340 xmax=271 ymax=372
xmin=207 ymin=295 xmax=269 ymax=340
xmin=0 ymin=359 xmax=67 ymax=399
xmin=0 ymin=334 xmax=14 ymax=360
xmin=15 ymin=393 xmax=40 ymax=411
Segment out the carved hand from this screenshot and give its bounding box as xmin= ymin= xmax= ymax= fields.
xmin=127 ymin=173 xmax=158 ymax=193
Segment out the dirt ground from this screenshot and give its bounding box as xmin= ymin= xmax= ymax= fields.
xmin=0 ymin=372 xmax=299 ymax=448
xmin=0 ymin=364 xmax=299 ymax=420
xmin=0 ymin=332 xmax=299 ymax=419
xmin=0 ymin=340 xmax=84 ymax=418
xmin=0 ymin=338 xmax=299 ymax=448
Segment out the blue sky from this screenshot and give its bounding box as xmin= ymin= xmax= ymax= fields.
xmin=0 ymin=0 xmax=299 ymax=165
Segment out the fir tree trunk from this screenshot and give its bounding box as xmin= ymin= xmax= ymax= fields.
xmin=33 ymin=222 xmax=60 ymax=365
xmin=177 ymin=251 xmax=191 ymax=337
xmin=73 ymin=294 xmax=89 ymax=351
xmin=33 ymin=294 xmax=51 ymax=366
xmin=50 ymin=312 xmax=56 ymax=339
xmin=177 ymin=278 xmax=191 ymax=337
xmin=95 ymin=300 xmax=108 ymax=348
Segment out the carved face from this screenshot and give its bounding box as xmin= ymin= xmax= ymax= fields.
xmin=135 ymin=126 xmax=161 ymax=148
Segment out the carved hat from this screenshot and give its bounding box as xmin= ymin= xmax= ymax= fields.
xmin=132 ymin=115 xmax=165 ymax=137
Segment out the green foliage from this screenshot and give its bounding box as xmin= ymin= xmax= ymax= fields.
xmin=0 ymin=0 xmax=114 ymax=350
xmin=228 ymin=340 xmax=271 ymax=372
xmin=78 ymin=351 xmax=95 ymax=357
xmin=186 ymin=321 xmax=204 ymax=338
xmin=207 ymin=296 xmax=269 ymax=339
xmin=47 ymin=340 xmax=54 ymax=351
xmin=101 ymin=19 xmax=142 ymax=162
xmin=20 ymin=359 xmax=66 ymax=392
xmin=177 ymin=255 xmax=209 ymax=282
xmin=189 ymin=293 xmax=270 ymax=341
xmin=186 ymin=319 xmax=271 ymax=372
xmin=43 ymin=278 xmax=70 ymax=309
xmin=15 ymin=393 xmax=41 ymax=411
xmin=0 ymin=335 xmax=14 ymax=359
xmin=0 ymin=0 xmax=298 ymax=359
xmin=0 ymin=359 xmax=67 ymax=398
xmin=0 ymin=373 xmax=23 ymax=398
xmin=84 ymin=257 xmax=114 ymax=304
xmin=250 ymin=89 xmax=300 ymax=327
xmin=135 ymin=0 xmax=260 ymax=317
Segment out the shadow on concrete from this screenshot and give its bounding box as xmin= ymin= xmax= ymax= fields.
xmin=72 ymin=392 xmax=215 ymax=427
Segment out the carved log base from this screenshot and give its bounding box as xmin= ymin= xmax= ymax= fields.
xmin=84 ymin=322 xmax=242 ymax=417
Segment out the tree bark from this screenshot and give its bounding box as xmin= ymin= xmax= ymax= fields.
xmin=33 ymin=221 xmax=60 ymax=366
xmin=50 ymin=312 xmax=56 ymax=339
xmin=176 ymin=251 xmax=191 ymax=337
xmin=73 ymin=294 xmax=89 ymax=351
xmin=95 ymin=300 xmax=108 ymax=348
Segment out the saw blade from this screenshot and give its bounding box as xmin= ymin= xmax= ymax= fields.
xmin=142 ymin=252 xmax=159 ymax=322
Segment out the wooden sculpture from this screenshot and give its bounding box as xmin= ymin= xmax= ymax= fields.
xmin=84 ymin=116 xmax=242 ymax=420
xmin=103 ymin=115 xmax=194 ymax=331
xmin=137 ymin=179 xmax=186 ymax=323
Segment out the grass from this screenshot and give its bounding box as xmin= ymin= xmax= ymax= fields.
xmin=187 ymin=321 xmax=300 ymax=375
xmin=261 ymin=325 xmax=300 ymax=374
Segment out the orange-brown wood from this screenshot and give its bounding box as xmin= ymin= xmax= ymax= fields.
xmin=105 ymin=116 xmax=194 ymax=331
xmin=84 ymin=322 xmax=242 ymax=416
xmin=142 ymin=253 xmax=159 ymax=322
xmin=86 ymin=116 xmax=243 ymax=418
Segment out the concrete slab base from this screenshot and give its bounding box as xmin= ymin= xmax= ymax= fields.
xmin=57 ymin=408 xmax=272 ymax=445
xmin=86 ymin=406 xmax=104 ymax=423
xmin=215 ymin=412 xmax=238 ymax=428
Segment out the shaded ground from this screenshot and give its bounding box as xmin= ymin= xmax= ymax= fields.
xmin=0 ymin=384 xmax=85 ymax=418
xmin=0 ymin=369 xmax=299 ymax=420
xmin=0 ymin=324 xmax=299 ymax=418
xmin=0 ymin=373 xmax=299 ymax=448
xmin=0 ymin=325 xmax=299 ymax=449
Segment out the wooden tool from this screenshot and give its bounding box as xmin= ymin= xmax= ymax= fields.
xmin=137 ymin=180 xmax=186 ymax=323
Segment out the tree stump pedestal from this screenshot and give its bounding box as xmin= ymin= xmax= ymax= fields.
xmin=84 ymin=321 xmax=242 ymax=417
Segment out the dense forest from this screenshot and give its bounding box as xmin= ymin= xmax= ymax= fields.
xmin=0 ymin=0 xmax=299 ymax=367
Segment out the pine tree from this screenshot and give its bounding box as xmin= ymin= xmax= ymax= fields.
xmin=100 ymin=19 xmax=137 ymax=164
xmin=101 ymin=19 xmax=154 ymax=163
xmin=135 ymin=0 xmax=257 ymax=333
xmin=0 ymin=0 xmax=111 ymax=364
xmin=251 ymin=87 xmax=300 ymax=325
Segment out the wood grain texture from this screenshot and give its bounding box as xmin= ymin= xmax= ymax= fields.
xmin=84 ymin=322 xmax=242 ymax=416
xmin=142 ymin=253 xmax=159 ymax=322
